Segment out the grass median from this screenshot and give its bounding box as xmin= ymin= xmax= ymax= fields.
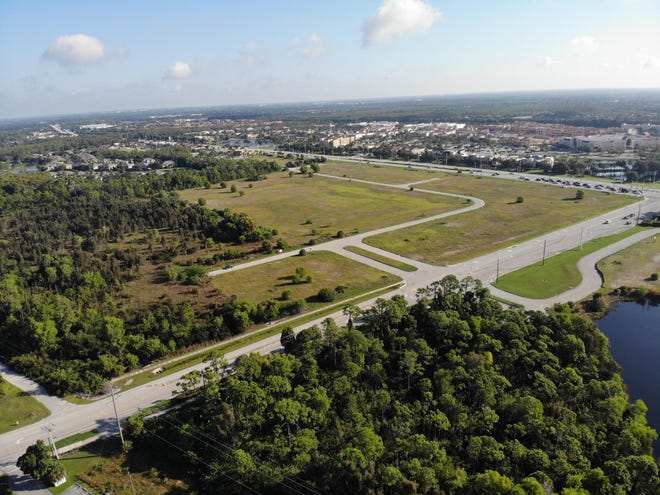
xmin=343 ymin=245 xmax=417 ymax=272
xmin=494 ymin=227 xmax=644 ymax=299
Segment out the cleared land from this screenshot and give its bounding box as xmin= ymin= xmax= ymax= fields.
xmin=0 ymin=379 xmax=50 ymax=434
xmin=212 ymin=250 xmax=400 ymax=307
xmin=363 ymin=172 xmax=637 ymax=264
xmin=178 ymin=171 xmax=463 ymax=248
xmin=494 ymin=228 xmax=644 ymax=299
xmin=598 ymin=234 xmax=660 ymax=291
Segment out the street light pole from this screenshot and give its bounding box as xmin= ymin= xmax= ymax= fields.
xmin=42 ymin=424 xmax=60 ymax=459
xmin=496 ymin=257 xmax=500 ymax=285
xmin=541 ymin=239 xmax=547 ymax=266
xmin=579 ymin=225 xmax=584 ymax=251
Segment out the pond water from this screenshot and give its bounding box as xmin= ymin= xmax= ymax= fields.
xmin=597 ymin=300 xmax=660 ymax=456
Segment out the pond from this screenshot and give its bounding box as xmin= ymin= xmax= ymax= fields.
xmin=597 ymin=300 xmax=660 ymax=456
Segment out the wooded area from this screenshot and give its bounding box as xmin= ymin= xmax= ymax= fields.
xmin=126 ymin=277 xmax=659 ymax=494
xmin=0 ymin=159 xmax=288 ymax=396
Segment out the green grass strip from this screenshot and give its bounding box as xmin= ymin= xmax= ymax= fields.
xmin=344 ymin=246 xmax=418 ymax=272
xmin=54 ymin=429 xmax=99 ymax=449
xmin=0 ymin=380 xmax=50 ymax=434
xmin=494 ymin=227 xmax=644 ymax=299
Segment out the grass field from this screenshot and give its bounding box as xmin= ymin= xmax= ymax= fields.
xmin=494 ymin=228 xmax=644 ymax=299
xmin=363 ymin=172 xmax=637 ymax=264
xmin=343 ymin=246 xmax=417 ymax=272
xmin=321 ymin=160 xmax=442 ymax=184
xmin=0 ymin=379 xmax=50 ymax=434
xmin=598 ymin=233 xmax=660 ymax=291
xmin=212 ymin=250 xmax=400 ymax=306
xmin=178 ymin=171 xmax=463 ymax=248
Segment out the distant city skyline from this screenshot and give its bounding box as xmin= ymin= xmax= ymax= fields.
xmin=1 ymin=0 xmax=659 ymax=119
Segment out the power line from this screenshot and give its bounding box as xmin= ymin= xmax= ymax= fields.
xmin=143 ymin=424 xmax=263 ymax=495
xmin=156 ymin=414 xmax=323 ymax=495
xmin=155 ymin=414 xmax=324 ymax=495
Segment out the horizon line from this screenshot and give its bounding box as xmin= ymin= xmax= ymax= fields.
xmin=3 ymin=86 xmax=660 ymax=124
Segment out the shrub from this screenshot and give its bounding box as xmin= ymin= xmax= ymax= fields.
xmin=317 ymin=288 xmax=336 ymax=302
xmin=516 ymin=196 xmax=524 ymax=204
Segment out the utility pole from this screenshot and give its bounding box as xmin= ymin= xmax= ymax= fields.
xmin=109 ymin=384 xmax=125 ymax=447
xmin=579 ymin=225 xmax=584 ymax=251
xmin=541 ymin=239 xmax=547 ymax=266
xmin=42 ymin=424 xmax=60 ymax=459
xmin=636 ymin=203 xmax=642 ymax=225
xmin=496 ymin=257 xmax=500 ymax=285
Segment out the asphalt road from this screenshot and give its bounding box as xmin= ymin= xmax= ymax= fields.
xmin=1 ymin=165 xmax=658 ymax=492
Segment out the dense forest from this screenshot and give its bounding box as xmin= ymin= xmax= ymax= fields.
xmin=125 ymin=277 xmax=659 ymax=494
xmin=0 ymin=159 xmax=291 ymax=396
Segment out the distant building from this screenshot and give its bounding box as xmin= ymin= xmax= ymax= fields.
xmin=560 ymin=134 xmax=660 ymax=152
xmin=322 ymin=136 xmax=356 ymax=148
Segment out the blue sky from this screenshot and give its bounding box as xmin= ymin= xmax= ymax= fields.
xmin=1 ymin=0 xmax=659 ymax=119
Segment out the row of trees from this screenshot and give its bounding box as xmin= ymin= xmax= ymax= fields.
xmin=125 ymin=276 xmax=659 ymax=494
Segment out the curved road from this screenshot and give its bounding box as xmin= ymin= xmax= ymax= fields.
xmin=1 ymin=167 xmax=658 ymax=492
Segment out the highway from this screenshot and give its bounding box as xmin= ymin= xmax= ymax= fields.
xmin=1 ymin=163 xmax=658 ymax=492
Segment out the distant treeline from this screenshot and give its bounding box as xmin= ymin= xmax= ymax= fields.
xmin=2 ymin=90 xmax=659 ymax=134
xmin=202 ymin=90 xmax=660 ymax=126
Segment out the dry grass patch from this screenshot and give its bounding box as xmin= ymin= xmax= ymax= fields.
xmin=212 ymin=250 xmax=400 ymax=307
xmin=598 ymin=234 xmax=660 ymax=291
xmin=179 ymin=172 xmax=462 ymax=247
xmin=365 ymin=174 xmax=637 ymax=264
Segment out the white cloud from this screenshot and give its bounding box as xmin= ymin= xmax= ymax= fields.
xmin=164 ymin=61 xmax=192 ymax=79
xmin=540 ymin=56 xmax=554 ymax=67
xmin=362 ymin=0 xmax=441 ymax=47
xmin=42 ymin=34 xmax=105 ymax=66
xmin=643 ymin=56 xmax=660 ymax=70
xmin=291 ymin=33 xmax=326 ymax=59
xmin=570 ymin=35 xmax=599 ymax=55
xmin=239 ymin=42 xmax=265 ymax=67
